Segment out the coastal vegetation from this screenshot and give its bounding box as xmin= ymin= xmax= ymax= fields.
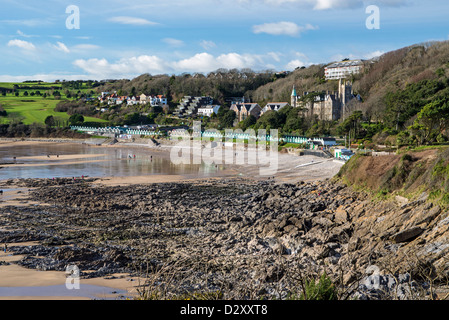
xmin=2 ymin=41 xmax=449 ymax=149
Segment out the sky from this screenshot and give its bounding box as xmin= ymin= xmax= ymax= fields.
xmin=1 ymin=0 xmax=449 ymax=81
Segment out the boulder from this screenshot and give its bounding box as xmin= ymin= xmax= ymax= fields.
xmin=334 ymin=206 xmax=349 ymax=224
xmin=391 ymin=227 xmax=424 ymax=243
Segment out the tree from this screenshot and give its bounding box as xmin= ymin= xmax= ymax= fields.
xmin=337 ymin=110 xmax=364 ymax=141
xmin=219 ymin=109 xmax=236 ymax=129
xmin=44 ymin=115 xmax=55 ymax=127
xmin=238 ymin=115 xmax=256 ymax=131
xmin=409 ymin=98 xmax=449 ymax=145
xmin=69 ymin=114 xmax=84 ymax=125
xmin=255 ymin=111 xmax=285 ymax=131
xmin=0 ymin=106 xmax=6 ymax=117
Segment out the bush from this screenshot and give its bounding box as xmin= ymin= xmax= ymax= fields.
xmin=289 ymin=273 xmax=338 ymax=300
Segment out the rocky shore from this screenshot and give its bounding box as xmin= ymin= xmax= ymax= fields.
xmin=1 ymin=176 xmax=449 ymax=300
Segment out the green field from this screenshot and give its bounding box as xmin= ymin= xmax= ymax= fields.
xmin=0 ymin=81 xmax=106 ymax=126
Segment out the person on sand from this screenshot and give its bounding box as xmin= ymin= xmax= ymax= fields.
xmin=3 ymin=243 xmax=7 ymax=253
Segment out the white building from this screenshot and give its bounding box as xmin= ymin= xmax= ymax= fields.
xmin=197 ymin=105 xmax=220 ymax=117
xmin=325 ymin=60 xmax=364 ymax=80
xmin=149 ymin=95 xmax=168 ymax=107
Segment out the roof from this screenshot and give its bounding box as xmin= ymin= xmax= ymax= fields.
xmin=264 ymin=102 xmax=289 ymax=112
xmin=326 ymin=60 xmax=364 ymax=69
xmin=232 ymin=103 xmax=260 ymax=112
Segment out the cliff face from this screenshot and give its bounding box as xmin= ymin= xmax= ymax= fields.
xmin=333 ymin=148 xmax=449 ymax=296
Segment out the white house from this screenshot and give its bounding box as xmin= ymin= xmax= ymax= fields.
xmin=149 ymin=95 xmax=168 ymax=106
xmin=325 ymin=60 xmax=364 ymax=80
xmin=198 ymin=105 xmax=221 ymax=117
xmin=308 ymin=137 xmax=337 ymax=149
xmin=127 ymin=96 xmax=140 ymax=106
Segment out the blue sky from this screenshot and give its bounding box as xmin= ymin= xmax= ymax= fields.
xmin=1 ymin=0 xmax=449 ymax=81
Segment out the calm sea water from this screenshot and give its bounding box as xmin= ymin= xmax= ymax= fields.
xmin=0 ymin=143 xmax=222 ymax=180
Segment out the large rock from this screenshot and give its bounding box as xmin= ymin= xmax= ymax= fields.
xmin=391 ymin=227 xmax=424 ymax=243
xmin=334 ymin=206 xmax=349 ymax=224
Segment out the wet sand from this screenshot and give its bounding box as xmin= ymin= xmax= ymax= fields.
xmin=0 ymin=242 xmax=140 ymax=300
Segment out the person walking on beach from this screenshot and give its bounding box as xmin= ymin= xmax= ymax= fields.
xmin=3 ymin=243 xmax=7 ymax=253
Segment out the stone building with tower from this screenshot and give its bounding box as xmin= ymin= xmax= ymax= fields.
xmin=291 ymin=79 xmax=356 ymax=121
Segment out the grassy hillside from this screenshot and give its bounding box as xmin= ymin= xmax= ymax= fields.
xmin=336 ymin=146 xmax=449 ymax=206
xmin=0 ymin=96 xmax=105 ymax=125
xmin=0 ymin=81 xmax=107 ymax=126
xmin=251 ymin=41 xmax=449 ymax=121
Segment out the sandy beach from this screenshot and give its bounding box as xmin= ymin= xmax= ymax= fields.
xmin=0 ymin=138 xmax=345 ymax=300
xmin=0 ymin=242 xmax=141 ymax=300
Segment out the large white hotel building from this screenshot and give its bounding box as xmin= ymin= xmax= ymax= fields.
xmin=324 ymin=60 xmax=364 ymax=80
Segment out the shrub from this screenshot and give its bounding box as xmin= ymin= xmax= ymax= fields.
xmin=289 ymin=273 xmax=338 ymax=300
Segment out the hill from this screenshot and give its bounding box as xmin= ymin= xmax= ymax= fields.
xmin=336 ymin=146 xmax=449 ymax=205
xmin=92 ymin=41 xmax=449 ymax=139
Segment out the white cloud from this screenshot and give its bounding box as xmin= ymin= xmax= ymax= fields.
xmin=2 ymin=19 xmax=52 ymax=27
xmin=72 ymin=44 xmax=101 ymax=51
xmin=267 ymin=52 xmax=282 ymax=62
xmin=200 ymin=40 xmax=217 ymax=50
xmin=285 ymin=59 xmax=306 ymax=70
xmin=312 ymin=0 xmax=359 ymax=10
xmin=0 ymin=73 xmax=95 ymax=83
xmin=7 ymin=39 xmax=36 ymax=51
xmin=52 ymin=42 xmax=70 ymax=53
xmin=16 ymin=30 xmax=35 ymax=38
xmin=174 ymin=53 xmax=218 ymax=72
xmin=252 ymin=21 xmax=318 ymax=36
xmin=256 ymin=0 xmax=408 ymax=10
xmin=162 ymin=38 xmax=185 ymax=47
xmin=363 ymin=50 xmax=385 ymax=59
xmin=108 ymin=16 xmax=159 ymax=26
xmin=73 ymin=55 xmax=169 ymax=78
xmin=73 ymin=52 xmax=268 ymax=78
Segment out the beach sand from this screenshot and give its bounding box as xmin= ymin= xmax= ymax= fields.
xmin=0 ymin=242 xmax=141 ymax=300
xmin=0 ymin=138 xmax=345 ymax=300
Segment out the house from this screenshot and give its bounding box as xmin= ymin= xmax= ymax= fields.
xmin=324 ymin=60 xmax=364 ymax=80
xmin=127 ymin=96 xmax=140 ymax=106
xmin=230 ymin=103 xmax=262 ymax=122
xmin=309 ymin=137 xmax=337 ymax=149
xmin=139 ymin=94 xmax=148 ymax=105
xmin=261 ymin=102 xmax=289 ymax=115
xmin=149 ymin=95 xmax=168 ymax=107
xmin=197 ymin=105 xmax=221 ymax=117
xmin=116 ymin=96 xmax=128 ymax=105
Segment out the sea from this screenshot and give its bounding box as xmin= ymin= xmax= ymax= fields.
xmin=0 ymin=142 xmax=223 ymax=180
